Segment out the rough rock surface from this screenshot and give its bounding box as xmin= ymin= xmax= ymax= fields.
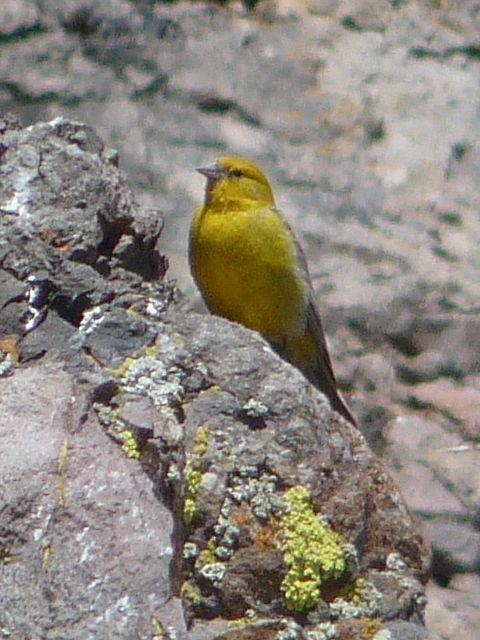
xmin=1 ymin=0 xmax=479 ymax=637
xmin=0 ymin=118 xmax=436 ymax=638
xmin=1 ymin=362 xmax=175 ymax=639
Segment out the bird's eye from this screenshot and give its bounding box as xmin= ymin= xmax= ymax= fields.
xmin=230 ymin=169 xmax=244 ymax=178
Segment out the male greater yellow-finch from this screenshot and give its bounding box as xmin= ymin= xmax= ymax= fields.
xmin=189 ymin=156 xmax=356 ymax=426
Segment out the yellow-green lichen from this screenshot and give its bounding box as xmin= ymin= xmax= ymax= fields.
xmin=279 ymin=486 xmax=347 ymax=612
xmin=195 ymin=539 xmax=218 ymax=569
xmin=57 ymin=436 xmax=69 ymax=507
xmin=360 ymin=617 xmax=380 ymax=639
xmin=1 ymin=546 xmax=12 ymax=564
xmin=42 ymin=542 xmax=53 ymax=571
xmin=151 ymin=616 xmax=164 ymax=639
xmin=145 ymin=344 xmax=159 ymax=357
xmin=181 ymin=580 xmax=202 ymax=606
xmin=341 ymin=576 xmax=369 ymax=604
xmin=109 ymin=355 xmax=136 ymax=378
xmin=183 ymin=460 xmax=202 ymax=525
xmin=227 ymin=610 xmax=258 ymax=628
xmin=193 ymin=425 xmax=209 ymax=457
xmin=57 ymin=436 xmax=69 ymax=474
xmin=94 ymin=404 xmax=143 ymax=460
xmin=183 ymin=427 xmax=209 ymax=525
xmin=183 ymin=497 xmax=197 ymax=526
xmin=119 ymin=429 xmax=140 ymax=459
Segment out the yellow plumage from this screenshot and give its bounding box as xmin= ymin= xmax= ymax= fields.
xmin=189 ymin=156 xmax=355 ymax=426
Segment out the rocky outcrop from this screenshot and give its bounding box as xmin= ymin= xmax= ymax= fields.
xmin=0 ymin=117 xmax=435 ymax=639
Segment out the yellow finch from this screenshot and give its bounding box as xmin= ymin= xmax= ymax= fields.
xmin=189 ymin=156 xmax=356 ymax=426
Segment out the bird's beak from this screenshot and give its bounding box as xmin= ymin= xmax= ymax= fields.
xmin=197 ymin=162 xmax=221 ymax=181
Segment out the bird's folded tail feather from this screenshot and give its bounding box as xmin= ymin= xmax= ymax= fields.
xmin=278 ymin=299 xmax=357 ymax=427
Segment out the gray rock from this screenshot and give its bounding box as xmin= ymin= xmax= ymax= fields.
xmin=422 ymin=519 xmax=480 ymax=575
xmin=426 ymin=577 xmax=480 ymax=640
xmin=0 ymin=362 xmax=174 ymax=640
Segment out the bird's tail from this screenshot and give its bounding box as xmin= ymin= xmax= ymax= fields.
xmin=281 ymin=300 xmax=357 ymax=427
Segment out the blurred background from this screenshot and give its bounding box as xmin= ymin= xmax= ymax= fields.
xmin=1 ymin=1 xmax=479 ymax=637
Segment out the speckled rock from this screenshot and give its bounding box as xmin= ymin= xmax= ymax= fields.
xmin=0 ymin=361 xmax=176 ymax=639
xmin=0 ymin=113 xmax=172 ymax=366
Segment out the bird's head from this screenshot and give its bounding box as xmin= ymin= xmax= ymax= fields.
xmin=197 ymin=156 xmax=275 ymax=210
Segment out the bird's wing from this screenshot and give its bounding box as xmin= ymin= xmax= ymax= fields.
xmin=276 ymin=209 xmax=357 ymax=426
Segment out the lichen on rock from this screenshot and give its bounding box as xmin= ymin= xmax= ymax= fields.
xmin=279 ymin=486 xmax=349 ymax=612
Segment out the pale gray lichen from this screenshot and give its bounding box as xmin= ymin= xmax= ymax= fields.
xmin=202 ymin=469 xmax=280 ymax=561
xmin=145 ymin=297 xmax=168 ymax=319
xmin=371 ymin=630 xmax=392 ymax=640
xmin=329 ymin=578 xmax=382 ymax=619
xmin=341 ymin=543 xmax=359 ymax=575
xmin=386 ymin=552 xmax=407 ymax=571
xmin=166 ymin=463 xmax=182 ymax=483
xmin=242 ymin=398 xmax=270 ymax=419
xmin=228 ymin=471 xmax=283 ymax=521
xmin=218 ymin=522 xmax=240 ymax=549
xmin=215 ymin=545 xmax=234 ymax=560
xmin=198 ymin=562 xmax=226 ymax=588
xmin=79 ymin=306 xmax=106 ymax=335
xmin=397 ymin=575 xmax=428 ymax=613
xmin=182 ymin=542 xmax=198 ymax=561
xmin=306 ymin=623 xmax=339 ymax=640
xmin=118 ymin=355 xmax=185 ymax=408
xmin=93 ymin=402 xmax=126 ymax=440
xmin=213 ymin=497 xmax=240 ymax=559
xmin=276 ymin=618 xmax=304 ymax=640
xmin=0 ymin=351 xmax=14 ymax=378
xmin=238 ymin=465 xmax=262 ymax=479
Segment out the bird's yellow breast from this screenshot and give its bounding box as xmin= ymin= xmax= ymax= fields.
xmin=189 ymin=204 xmax=308 ymax=341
